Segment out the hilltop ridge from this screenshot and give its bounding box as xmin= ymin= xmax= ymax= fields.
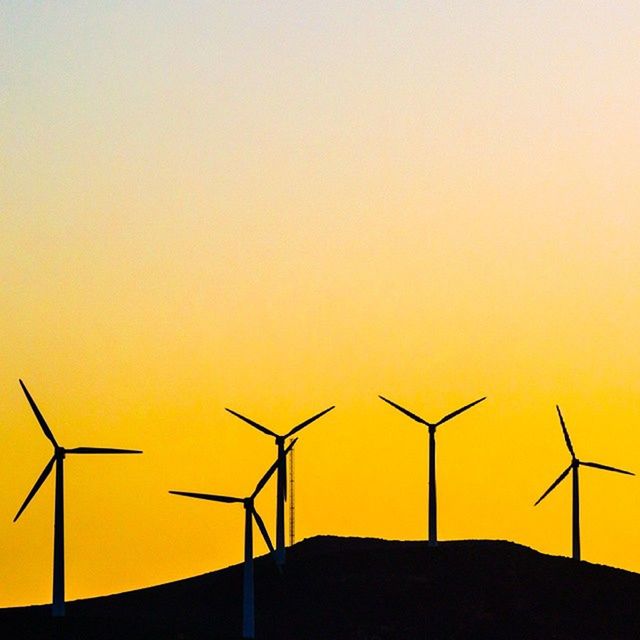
xmin=2 ymin=535 xmax=640 ymax=639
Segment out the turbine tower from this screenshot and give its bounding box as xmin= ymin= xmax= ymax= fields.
xmin=534 ymin=405 xmax=634 ymax=561
xmin=288 ymin=439 xmax=295 ymax=547
xmin=379 ymin=394 xmax=486 ymax=546
xmin=170 ymin=439 xmax=297 ymax=640
xmin=13 ymin=379 xmax=142 ymax=617
xmin=224 ymin=405 xmax=334 ymax=566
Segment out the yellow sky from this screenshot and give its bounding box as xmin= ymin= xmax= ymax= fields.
xmin=1 ymin=2 xmax=640 ymax=607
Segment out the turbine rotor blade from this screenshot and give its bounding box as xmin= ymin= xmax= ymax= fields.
xmin=435 ymin=396 xmax=487 ymax=427
xmin=169 ymin=491 xmax=243 ymax=503
xmin=534 ymin=465 xmax=572 ymax=506
xmin=378 ymin=396 xmax=430 ymax=426
xmin=225 ymin=408 xmax=278 ymax=438
xmin=14 ymin=455 xmax=56 ymax=522
xmin=19 ymin=380 xmax=58 ymax=448
xmin=556 ymin=405 xmax=575 ymax=458
xmin=252 ymin=438 xmax=298 ymax=500
xmin=252 ymin=459 xmax=279 ymax=499
xmin=252 ymin=508 xmax=275 ymax=553
xmin=580 ymin=461 xmax=634 ymax=476
xmin=284 ymin=406 xmax=335 ymax=438
xmin=66 ymin=447 xmax=143 ymax=454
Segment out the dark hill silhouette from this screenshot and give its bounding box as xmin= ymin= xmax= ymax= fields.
xmin=2 ymin=536 xmax=640 ymax=639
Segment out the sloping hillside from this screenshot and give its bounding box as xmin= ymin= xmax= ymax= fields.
xmin=2 ymin=536 xmax=640 ymax=639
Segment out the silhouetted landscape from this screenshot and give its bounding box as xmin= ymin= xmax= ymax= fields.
xmin=3 ymin=535 xmax=640 ymax=639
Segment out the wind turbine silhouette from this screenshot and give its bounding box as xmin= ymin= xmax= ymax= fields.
xmin=13 ymin=379 xmax=143 ymax=617
xmin=534 ymin=405 xmax=634 ymax=561
xmin=170 ymin=439 xmax=297 ymax=640
xmin=378 ymin=394 xmax=486 ymax=546
xmin=224 ymin=405 xmax=334 ymax=567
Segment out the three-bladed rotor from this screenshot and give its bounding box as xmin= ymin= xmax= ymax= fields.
xmin=379 ymin=393 xmax=486 ymax=546
xmin=224 ymin=404 xmax=333 ymax=501
xmin=535 ymin=405 xmax=633 ymax=506
xmin=14 ymin=380 xmax=143 ymax=522
xmin=378 ymin=395 xmax=486 ymax=430
xmin=169 ymin=438 xmax=298 ymax=553
xmin=224 ymin=404 xmax=334 ymax=566
xmin=225 ymin=406 xmax=335 ymax=444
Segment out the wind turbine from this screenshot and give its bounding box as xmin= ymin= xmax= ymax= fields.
xmin=170 ymin=439 xmax=297 ymax=640
xmin=378 ymin=394 xmax=486 ymax=546
xmin=224 ymin=404 xmax=334 ymax=566
xmin=534 ymin=405 xmax=634 ymax=561
xmin=13 ymin=379 xmax=143 ymax=617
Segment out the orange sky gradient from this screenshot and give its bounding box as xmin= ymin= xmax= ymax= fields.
xmin=2 ymin=2 xmax=640 ymax=607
